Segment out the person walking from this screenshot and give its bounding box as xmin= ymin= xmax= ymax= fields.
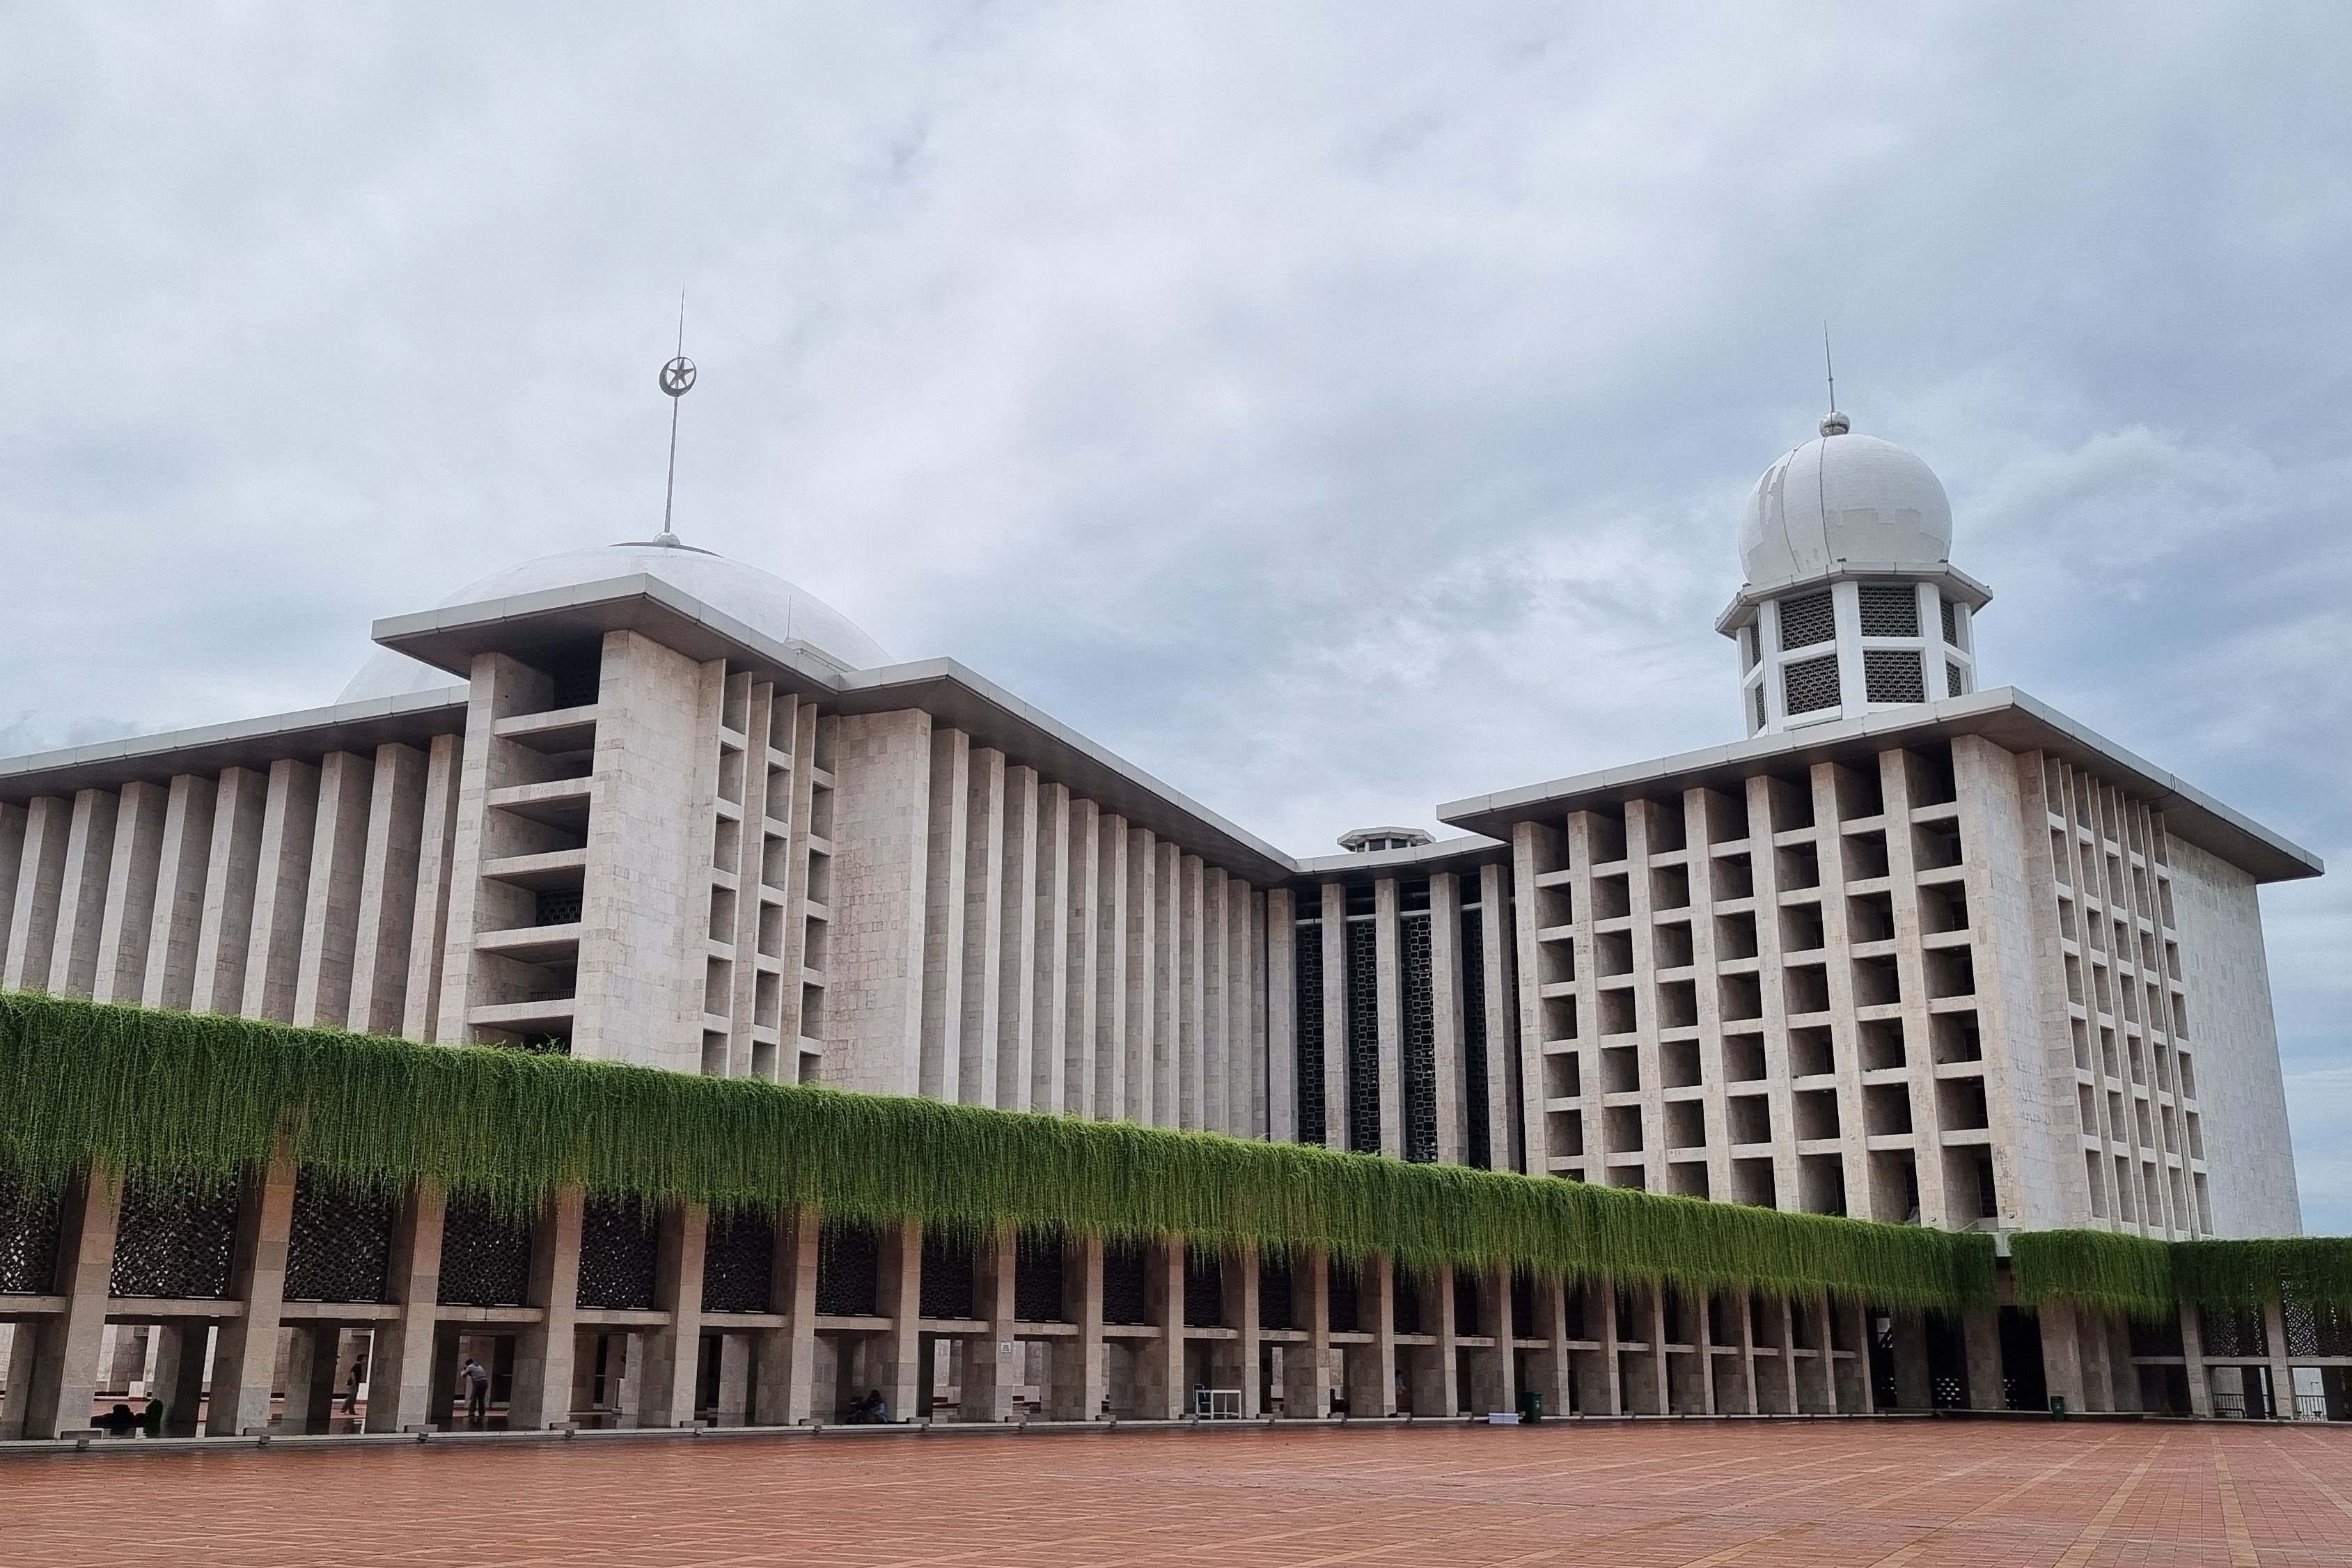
xmin=343 ymin=1358 xmax=366 ymax=1416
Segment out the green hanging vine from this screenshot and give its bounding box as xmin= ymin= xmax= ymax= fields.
xmin=2011 ymin=1229 xmax=2352 ymax=1317
xmin=0 ymin=991 xmax=1992 ymax=1308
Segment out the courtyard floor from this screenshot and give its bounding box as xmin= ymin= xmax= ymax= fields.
xmin=8 ymin=1418 xmax=2352 ymax=1567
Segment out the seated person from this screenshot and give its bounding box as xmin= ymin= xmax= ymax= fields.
xmin=95 ymin=1403 xmax=140 ymax=1436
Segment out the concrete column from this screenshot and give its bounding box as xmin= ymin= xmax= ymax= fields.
xmin=1521 ymin=1271 xmax=1573 ymax=1418
xmin=1346 ymin=1256 xmax=1398 ymax=1417
xmin=997 ymin=767 xmax=1039 ymax=1112
xmin=752 ymin=1205 xmax=818 ymax=1426
xmin=0 ymin=1166 xmax=121 ymax=1438
xmin=1476 ymin=863 xmax=1520 ymax=1172
xmin=205 ymin=1150 xmax=297 ymax=1434
xmin=1136 ymin=1237 xmax=1184 ymax=1418
xmin=0 ymin=799 xmax=26 ymax=971
xmin=1154 ymin=840 xmax=1180 ymax=1127
xmin=365 ymin=1181 xmax=446 ymax=1432
xmin=2077 ymin=1309 xmax=2115 ymax=1413
xmin=2180 ymin=1301 xmax=2213 ymax=1417
xmin=281 ymin=1324 xmax=343 ymax=1434
xmin=1463 ymin=1262 xmax=1514 ymax=1416
xmin=346 ymin=742 xmax=430 ymax=1035
xmin=1213 ymin=1241 xmax=1260 ymax=1416
xmin=1428 ymin=872 xmax=1466 ymax=1166
xmin=189 ymin=768 xmax=268 ymax=1015
xmin=1576 ymin=1277 xmax=1620 ymax=1416
xmin=874 ymin=1219 xmax=923 ymax=1420
xmin=636 ymin=1202 xmax=707 ymax=1428
xmin=1202 ymin=869 xmax=1228 ymax=1134
xmin=399 ymin=733 xmax=462 ymax=1042
xmin=1649 ymin=1288 xmax=1673 ymax=1415
xmin=2037 ymin=1300 xmax=2085 ymax=1414
xmin=4 ymin=796 xmax=72 ymax=990
xmin=1891 ymin=1309 xmax=1932 ymax=1409
xmin=149 ymin=1321 xmax=210 ymax=1436
xmin=1407 ymin=1264 xmax=1458 ymax=1416
xmin=1962 ymin=1305 xmax=2004 ymax=1411
xmin=1725 ymin=1289 xmax=1759 ymax=1416
xmin=140 ymin=774 xmax=217 ymax=1012
xmin=241 ymin=758 xmax=320 ymax=1023
xmin=959 ymin=1226 xmax=1019 ymax=1422
xmin=956 ymin=746 xmax=1004 ymax=1105
xmin=2264 ymin=1299 xmax=2295 ymax=1420
xmin=292 ymin=750 xmax=375 ymax=1028
xmin=1033 ymin=783 xmax=1072 ymax=1115
xmin=1048 ymin=1233 xmax=1106 ymax=1420
xmin=508 ymin=1186 xmax=584 ymax=1429
xmin=1285 ymin=1247 xmax=1333 ymax=1418
xmin=1266 ymin=886 xmax=1296 ymax=1144
xmin=1092 ymin=813 xmax=1127 ymax=1120
xmin=1178 ymin=855 xmax=1205 ymax=1130
xmin=93 ymin=780 xmax=167 ymax=1005
xmin=46 ymin=788 xmax=120 ymax=998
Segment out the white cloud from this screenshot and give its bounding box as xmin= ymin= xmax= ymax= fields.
xmin=2 ymin=0 xmax=2346 ymax=1221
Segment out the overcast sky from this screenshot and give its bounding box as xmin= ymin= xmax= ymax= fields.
xmin=3 ymin=3 xmax=2346 ymax=1224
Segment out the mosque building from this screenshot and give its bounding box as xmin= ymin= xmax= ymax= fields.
xmin=0 ymin=407 xmax=2323 ymax=1436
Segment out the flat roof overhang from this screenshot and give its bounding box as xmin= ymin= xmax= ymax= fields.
xmin=1436 ymin=687 xmax=2322 ymax=886
xmin=0 ymin=688 xmax=469 ymax=806
xmin=371 ymin=575 xmax=1301 ymax=884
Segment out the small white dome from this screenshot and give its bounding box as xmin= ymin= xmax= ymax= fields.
xmin=339 ymin=539 xmax=892 ymax=703
xmin=1739 ymin=420 xmax=1953 ymax=585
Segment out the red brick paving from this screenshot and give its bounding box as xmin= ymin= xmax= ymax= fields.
xmin=7 ymin=1420 xmax=2351 ymax=1567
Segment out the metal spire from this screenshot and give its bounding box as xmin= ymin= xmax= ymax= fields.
xmin=656 ymin=295 xmax=696 ymax=546
xmin=1819 ymin=324 xmax=1849 ymax=437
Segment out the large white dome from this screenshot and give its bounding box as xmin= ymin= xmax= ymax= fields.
xmin=1739 ymin=417 xmax=1953 ymax=585
xmin=339 ymin=539 xmax=893 ymax=703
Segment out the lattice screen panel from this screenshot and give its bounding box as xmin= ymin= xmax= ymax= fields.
xmin=2286 ymin=1296 xmax=2352 ymax=1358
xmin=1392 ymin=1271 xmax=1422 ymax=1335
xmin=814 ymin=1222 xmax=879 ymax=1317
xmin=1294 ymin=914 xmax=1325 ymax=1146
xmin=1460 ymin=904 xmax=1492 ymax=1169
xmin=1400 ymin=911 xmax=1438 ymax=1163
xmin=110 ymin=1172 xmax=238 ymax=1300
xmin=437 ymin=1193 xmax=532 ymax=1307
xmin=1941 ymin=596 xmax=1960 ymax=645
xmin=700 ymin=1210 xmax=775 ymax=1314
xmin=918 ymin=1232 xmax=976 ymax=1320
xmin=1013 ymin=1233 xmax=1065 ymax=1322
xmin=1101 ymin=1241 xmax=1150 ymax=1326
xmin=1783 ymin=653 xmax=1842 ymax=715
xmin=283 ymin=1172 xmax=393 ymax=1303
xmin=1778 ymin=590 xmax=1835 ymax=650
xmin=0 ymin=1175 xmax=61 ymax=1296
xmin=1257 ymin=1257 xmax=1292 ymax=1330
xmin=1326 ymin=1265 xmax=1361 ymax=1332
xmin=1865 ymin=648 xmax=1925 ymax=704
xmin=1182 ymin=1253 xmax=1225 ymax=1327
xmin=577 ymin=1197 xmax=660 ymax=1310
xmin=1344 ymin=917 xmax=1381 ymax=1153
xmin=1858 ymin=583 xmax=1920 ymax=637
xmin=2200 ymin=1306 xmax=2267 ymax=1358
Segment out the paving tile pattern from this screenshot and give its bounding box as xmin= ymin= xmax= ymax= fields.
xmin=8 ymin=1420 xmax=2352 ymax=1567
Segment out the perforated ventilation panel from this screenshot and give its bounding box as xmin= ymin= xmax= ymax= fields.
xmin=1865 ymin=648 xmax=1926 ymax=704
xmin=1257 ymin=1257 xmax=1293 ymax=1329
xmin=1401 ymin=911 xmax=1438 ymax=1163
xmin=919 ymin=1232 xmax=976 ymax=1319
xmin=1858 ymin=583 xmax=1920 ymax=638
xmin=2286 ymin=1296 xmax=2352 ymax=1358
xmin=1782 ymin=653 xmax=1842 ymax=715
xmin=1778 ymin=591 xmax=1835 ymax=651
xmin=1459 ymin=904 xmax=1491 ymax=1170
xmin=0 ymin=1175 xmax=61 ymax=1295
xmin=283 ymin=1172 xmax=394 ymax=1303
xmin=577 ymin=1196 xmax=661 ymax=1310
xmin=111 ymin=1173 xmax=239 ymax=1300
xmin=2200 ymin=1306 xmax=2266 ymax=1358
xmin=1393 ymin=1271 xmax=1422 ymax=1335
xmin=438 ymin=1193 xmax=533 ymax=1307
xmin=1294 ymin=912 xmax=1326 ymax=1146
xmin=1101 ymin=1241 xmax=1150 ymax=1325
xmin=1326 ymin=1266 xmax=1361 ymax=1331
xmin=1344 ymin=916 xmax=1381 ymax=1154
xmin=1947 ymin=660 xmax=1965 ymax=697
xmin=1014 ymin=1234 xmax=1066 ymax=1322
xmin=1751 ymin=684 xmax=1766 ymax=732
xmin=700 ymin=1210 xmax=775 ymax=1314
xmin=535 ymin=888 xmax=583 ymax=926
xmin=1183 ymin=1253 xmax=1225 ymax=1326
xmin=815 ymin=1221 xmax=880 ymax=1316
